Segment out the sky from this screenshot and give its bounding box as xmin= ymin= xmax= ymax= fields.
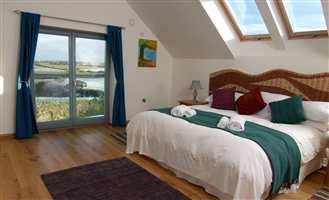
xmin=283 ymin=0 xmax=327 ymax=32
xmin=35 ymin=34 xmax=68 ymax=61
xmin=226 ymin=0 xmax=327 ymax=35
xmin=35 ymin=34 xmax=106 ymax=65
xmin=76 ymin=38 xmax=105 ymax=65
xmin=226 ymin=0 xmax=269 ymax=35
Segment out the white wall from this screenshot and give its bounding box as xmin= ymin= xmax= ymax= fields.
xmin=168 ymin=0 xmax=329 ymax=104
xmin=172 ymin=55 xmax=329 ymax=103
xmin=0 ymin=0 xmax=173 ymax=134
xmin=1 ymin=1 xmax=328 ymax=134
xmin=127 ymin=0 xmax=234 ymax=59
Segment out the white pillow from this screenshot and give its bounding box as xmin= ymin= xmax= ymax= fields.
xmin=206 ymin=92 xmax=329 ymax=124
xmin=302 ymin=120 xmax=329 ymax=132
xmin=258 ymin=92 xmax=329 ymax=123
xmin=235 ymin=92 xmax=243 ymax=101
xmin=261 ymin=91 xmax=290 ymax=102
xmin=234 ymin=91 xmax=289 ymax=120
xmin=205 ymin=95 xmax=212 ymax=105
xmin=256 ymin=92 xmax=290 ymax=120
xmin=302 ymin=101 xmax=329 ymax=123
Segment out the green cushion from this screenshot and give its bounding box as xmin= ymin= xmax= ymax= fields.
xmin=270 ymin=96 xmax=306 ymax=124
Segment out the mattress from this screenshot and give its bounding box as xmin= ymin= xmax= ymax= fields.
xmin=126 ymin=105 xmax=328 ymax=200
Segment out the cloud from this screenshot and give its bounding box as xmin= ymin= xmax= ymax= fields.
xmin=76 ymin=38 xmax=105 ymax=65
xmin=35 ymin=34 xmax=68 ymax=61
xmin=35 ymin=34 xmax=106 ymax=65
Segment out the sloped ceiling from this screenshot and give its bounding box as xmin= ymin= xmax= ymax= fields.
xmin=127 ymin=0 xmax=234 ymax=59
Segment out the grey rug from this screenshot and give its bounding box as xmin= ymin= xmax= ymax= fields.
xmin=41 ymin=157 xmax=191 ymax=200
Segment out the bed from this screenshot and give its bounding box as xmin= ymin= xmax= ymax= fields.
xmin=126 ymin=69 xmax=329 ymax=200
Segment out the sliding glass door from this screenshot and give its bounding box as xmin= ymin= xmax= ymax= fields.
xmin=75 ymin=37 xmax=106 ymax=120
xmin=33 ymin=33 xmax=70 ymax=123
xmin=32 ymin=27 xmax=108 ymax=129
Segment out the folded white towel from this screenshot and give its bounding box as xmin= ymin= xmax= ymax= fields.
xmin=171 ymin=105 xmax=188 ymax=117
xmin=170 ymin=105 xmax=196 ymax=118
xmin=228 ymin=115 xmax=246 ymax=132
xmin=217 ymin=116 xmax=230 ymax=129
xmin=183 ymin=108 xmax=196 ymax=118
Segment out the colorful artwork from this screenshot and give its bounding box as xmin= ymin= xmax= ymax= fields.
xmin=138 ymin=39 xmax=157 ymax=68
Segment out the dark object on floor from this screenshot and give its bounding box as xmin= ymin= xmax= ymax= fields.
xmin=41 ymin=157 xmax=190 ymax=200
xmin=309 ymin=187 xmax=329 ymax=200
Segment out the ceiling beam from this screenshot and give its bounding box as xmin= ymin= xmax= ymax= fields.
xmin=256 ymin=0 xmax=285 ymax=50
xmin=200 ymin=0 xmax=237 ymax=58
xmin=321 ymin=0 xmax=329 ymax=31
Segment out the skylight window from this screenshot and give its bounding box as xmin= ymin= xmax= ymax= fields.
xmin=277 ymin=0 xmax=328 ymax=39
xmin=220 ymin=0 xmax=271 ymax=41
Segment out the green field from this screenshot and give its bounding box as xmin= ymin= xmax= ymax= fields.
xmin=34 ymin=61 xmax=105 ymax=122
xmin=36 ymin=97 xmax=104 ymax=122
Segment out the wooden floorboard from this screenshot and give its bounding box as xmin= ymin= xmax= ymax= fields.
xmin=0 ymin=124 xmax=323 ymax=200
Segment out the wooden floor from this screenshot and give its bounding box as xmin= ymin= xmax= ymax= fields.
xmin=0 ymin=124 xmax=324 ymax=200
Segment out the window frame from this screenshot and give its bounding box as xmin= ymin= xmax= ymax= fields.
xmin=218 ymin=0 xmax=272 ymax=41
xmin=276 ymin=0 xmax=328 ymax=39
xmin=32 ymin=26 xmax=110 ymax=130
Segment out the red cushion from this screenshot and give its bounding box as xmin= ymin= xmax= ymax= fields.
xmin=236 ymin=88 xmax=267 ymax=115
xmin=211 ymin=87 xmax=236 ymax=110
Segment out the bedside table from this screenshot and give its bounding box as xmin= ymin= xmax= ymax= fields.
xmin=178 ymin=100 xmax=208 ymax=106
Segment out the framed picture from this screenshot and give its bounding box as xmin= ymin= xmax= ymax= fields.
xmin=138 ymin=39 xmax=157 ymax=68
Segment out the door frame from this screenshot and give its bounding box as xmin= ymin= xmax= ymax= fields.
xmin=32 ymin=26 xmax=110 ymax=130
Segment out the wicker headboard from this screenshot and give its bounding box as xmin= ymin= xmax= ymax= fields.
xmin=209 ymin=69 xmax=329 ymax=101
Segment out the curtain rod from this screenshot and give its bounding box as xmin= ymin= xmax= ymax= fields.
xmin=14 ymin=10 xmax=126 ymax=30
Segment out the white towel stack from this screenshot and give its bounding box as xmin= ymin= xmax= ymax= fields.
xmin=217 ymin=117 xmax=230 ymax=129
xmin=217 ymin=115 xmax=246 ymax=132
xmin=227 ymin=115 xmax=246 ymax=132
xmin=171 ymin=105 xmax=196 ymax=118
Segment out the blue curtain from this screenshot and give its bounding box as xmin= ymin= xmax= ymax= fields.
xmin=15 ymin=12 xmax=40 ymax=139
xmin=106 ymin=26 xmax=126 ymax=126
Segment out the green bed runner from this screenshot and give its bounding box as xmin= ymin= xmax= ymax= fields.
xmin=154 ymin=107 xmax=301 ymax=194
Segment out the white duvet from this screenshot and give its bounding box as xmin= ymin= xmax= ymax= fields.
xmin=126 ymin=105 xmax=328 ymax=200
